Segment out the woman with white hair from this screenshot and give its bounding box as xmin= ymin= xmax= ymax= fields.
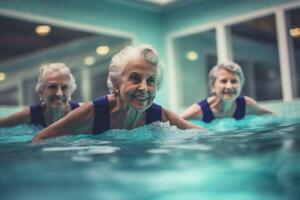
xmin=0 ymin=63 xmax=79 ymax=128
xmin=32 ymin=44 xmax=203 ymax=143
xmin=181 ymin=62 xmax=272 ymax=122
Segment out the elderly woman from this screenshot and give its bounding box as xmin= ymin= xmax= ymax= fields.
xmin=180 ymin=62 xmax=272 ymax=122
xmin=0 ymin=63 xmax=79 ymax=128
xmin=32 ymin=44 xmax=203 ymax=143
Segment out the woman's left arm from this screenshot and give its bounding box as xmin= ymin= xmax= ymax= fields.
xmin=162 ymin=108 xmax=204 ymax=130
xmin=245 ymin=96 xmax=273 ymax=115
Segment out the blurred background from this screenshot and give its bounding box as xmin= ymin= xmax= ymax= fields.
xmin=0 ymin=0 xmax=299 ymax=111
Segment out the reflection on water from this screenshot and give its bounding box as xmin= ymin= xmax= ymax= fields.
xmin=0 ymin=116 xmax=300 ymax=200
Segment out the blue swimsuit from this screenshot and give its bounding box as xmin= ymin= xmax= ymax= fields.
xmin=92 ymin=96 xmax=162 ymax=134
xmin=198 ymin=96 xmax=246 ymax=123
xmin=30 ymin=101 xmax=79 ymax=127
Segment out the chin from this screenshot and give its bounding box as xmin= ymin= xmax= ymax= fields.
xmin=130 ymin=100 xmax=152 ymax=111
xmin=49 ymin=102 xmax=66 ymax=108
xmin=222 ymin=95 xmax=237 ymax=101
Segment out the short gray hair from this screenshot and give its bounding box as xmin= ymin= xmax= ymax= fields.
xmin=208 ymin=62 xmax=245 ymax=91
xmin=35 ymin=63 xmax=77 ymax=95
xmin=107 ymin=44 xmax=163 ymax=94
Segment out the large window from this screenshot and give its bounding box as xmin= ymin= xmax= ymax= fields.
xmin=230 ymin=15 xmax=282 ymax=101
xmin=286 ymin=7 xmax=300 ymax=98
xmin=173 ymin=30 xmax=217 ymax=107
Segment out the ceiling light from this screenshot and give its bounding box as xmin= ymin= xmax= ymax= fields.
xmin=142 ymin=0 xmax=176 ymax=5
xmin=0 ymin=72 xmax=6 ymax=81
xmin=84 ymin=56 xmax=96 ymax=66
xmin=35 ymin=25 xmax=51 ymax=36
xmin=289 ymin=27 xmax=300 ymax=38
xmin=96 ymin=45 xmax=110 ymax=55
xmin=186 ymin=51 xmax=198 ymax=61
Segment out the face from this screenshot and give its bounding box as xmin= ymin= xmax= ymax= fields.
xmin=211 ymin=69 xmax=242 ymax=101
xmin=117 ymin=58 xmax=157 ymax=111
xmin=39 ymin=71 xmax=71 ymax=108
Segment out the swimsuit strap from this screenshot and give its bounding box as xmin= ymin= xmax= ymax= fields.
xmin=69 ymin=101 xmax=80 ymax=110
xmin=92 ymin=96 xmax=110 ymax=134
xmin=30 ymin=104 xmax=46 ymax=127
xmin=233 ymin=96 xmax=246 ymax=120
xmin=145 ymin=103 xmax=162 ymax=124
xmin=198 ymin=99 xmax=215 ymax=123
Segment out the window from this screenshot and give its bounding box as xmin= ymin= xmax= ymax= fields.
xmin=230 ymin=15 xmax=282 ymax=101
xmin=286 ymin=7 xmax=300 ymax=98
xmin=173 ymin=30 xmax=217 ymax=107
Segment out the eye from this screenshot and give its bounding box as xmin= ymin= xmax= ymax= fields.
xmin=47 ymin=84 xmax=57 ymax=90
xmin=147 ymin=77 xmax=156 ymax=86
xmin=220 ymin=79 xmax=227 ymax=84
xmin=129 ymin=73 xmax=141 ymax=83
xmin=61 ymin=85 xmax=69 ymax=91
xmin=231 ymin=79 xmax=238 ymax=84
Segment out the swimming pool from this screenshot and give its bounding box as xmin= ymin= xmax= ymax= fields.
xmin=0 ymin=103 xmax=300 ymax=200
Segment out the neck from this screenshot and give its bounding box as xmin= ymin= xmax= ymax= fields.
xmin=111 ymin=95 xmax=144 ymax=129
xmin=211 ymin=96 xmax=236 ymax=116
xmin=43 ymin=104 xmax=69 ymax=125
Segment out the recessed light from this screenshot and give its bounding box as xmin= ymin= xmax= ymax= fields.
xmin=35 ymin=25 xmax=51 ymax=36
xmin=96 ymin=45 xmax=110 ymax=55
xmin=186 ymin=51 xmax=198 ymax=61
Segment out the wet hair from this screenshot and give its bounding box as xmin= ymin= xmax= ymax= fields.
xmin=107 ymin=44 xmax=163 ymax=94
xmin=208 ymin=62 xmax=245 ymax=92
xmin=35 ymin=63 xmax=77 ymax=97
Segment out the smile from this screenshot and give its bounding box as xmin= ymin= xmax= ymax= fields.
xmin=135 ymin=95 xmax=148 ymax=102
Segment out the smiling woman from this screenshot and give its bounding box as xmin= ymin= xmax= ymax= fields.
xmin=0 ymin=63 xmax=80 ymax=128
xmin=32 ymin=44 xmax=203 ymax=143
xmin=180 ymin=62 xmax=273 ymax=122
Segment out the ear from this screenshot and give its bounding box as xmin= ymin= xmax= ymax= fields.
xmin=110 ymin=76 xmax=119 ymax=91
xmin=210 ymin=85 xmax=215 ymax=93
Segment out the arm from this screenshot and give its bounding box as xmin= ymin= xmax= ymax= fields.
xmin=180 ymin=104 xmax=203 ymax=120
xmin=0 ymin=107 xmax=31 ymax=127
xmin=245 ymin=96 xmax=273 ymax=115
xmin=163 ymin=108 xmax=204 ymax=130
xmin=32 ymin=102 xmax=94 ymax=143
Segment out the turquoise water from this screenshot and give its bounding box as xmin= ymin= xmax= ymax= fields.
xmin=1 ymin=115 xmax=300 ymax=200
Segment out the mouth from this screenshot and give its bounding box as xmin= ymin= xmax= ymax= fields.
xmin=48 ymin=95 xmax=67 ymax=103
xmin=223 ymin=89 xmax=237 ymax=95
xmin=135 ymin=95 xmax=148 ymax=102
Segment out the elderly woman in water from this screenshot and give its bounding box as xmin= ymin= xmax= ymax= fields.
xmin=32 ymin=44 xmax=203 ymax=143
xmin=180 ymin=62 xmax=272 ymax=122
xmin=0 ymin=63 xmax=80 ymax=128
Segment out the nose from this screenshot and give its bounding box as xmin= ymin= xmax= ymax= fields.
xmin=55 ymin=87 xmax=63 ymax=96
xmin=138 ymin=79 xmax=147 ymax=91
xmin=225 ymin=81 xmax=233 ymax=89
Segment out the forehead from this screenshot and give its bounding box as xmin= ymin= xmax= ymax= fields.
xmin=44 ymin=71 xmax=70 ymax=83
xmin=215 ymin=68 xmax=239 ymax=78
xmin=123 ymin=58 xmax=157 ymax=76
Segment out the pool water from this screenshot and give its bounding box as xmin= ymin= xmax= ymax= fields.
xmin=0 ymin=115 xmax=300 ymax=200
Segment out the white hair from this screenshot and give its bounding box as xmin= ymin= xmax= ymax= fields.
xmin=208 ymin=61 xmax=245 ymax=92
xmin=35 ymin=63 xmax=77 ymax=95
xmin=107 ymin=44 xmax=163 ymax=94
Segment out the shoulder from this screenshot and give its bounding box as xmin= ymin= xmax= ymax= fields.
xmin=243 ymin=96 xmax=258 ymax=106
xmin=161 ymin=107 xmax=172 ymax=122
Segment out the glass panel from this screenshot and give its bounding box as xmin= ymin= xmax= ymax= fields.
xmin=0 ymin=87 xmax=18 ymax=105
xmin=286 ymin=7 xmax=300 ymax=98
xmin=173 ymin=30 xmax=217 ymax=107
xmin=22 ymin=77 xmax=40 ymax=105
xmin=230 ymin=14 xmax=282 ymax=101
